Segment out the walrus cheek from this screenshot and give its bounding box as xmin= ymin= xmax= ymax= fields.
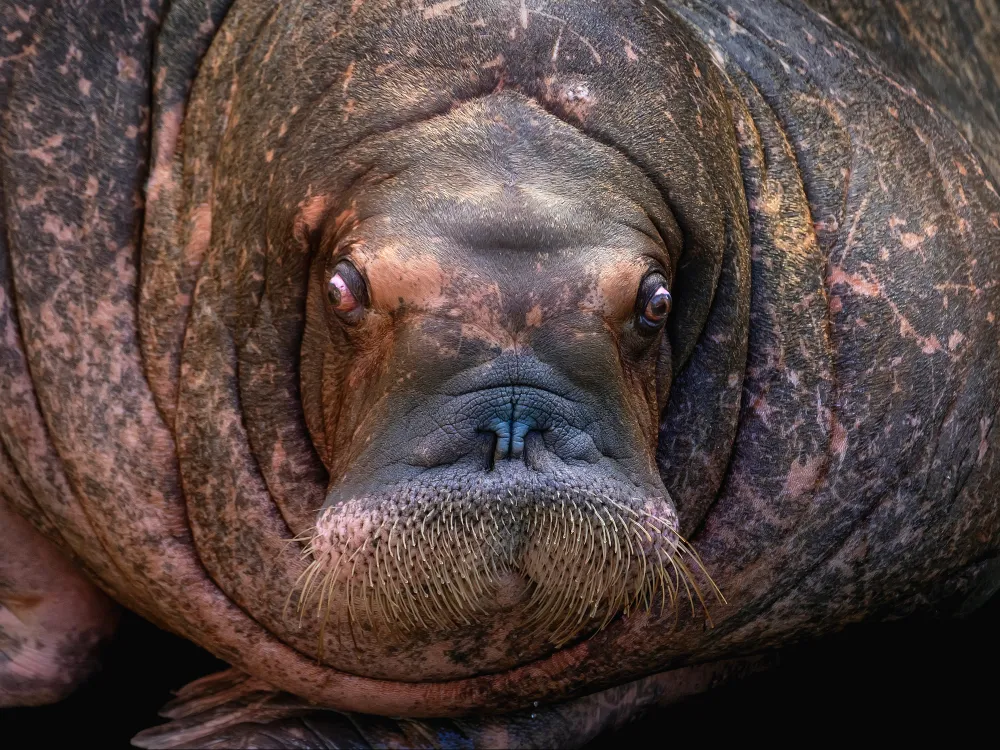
xmin=525 ymin=319 xmax=665 ymax=474
xmin=301 ymin=271 xmax=405 ymax=473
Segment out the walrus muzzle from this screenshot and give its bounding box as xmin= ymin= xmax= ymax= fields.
xmin=302 ymin=359 xmax=710 ymax=648
xmin=305 ymin=470 xmax=701 ymax=647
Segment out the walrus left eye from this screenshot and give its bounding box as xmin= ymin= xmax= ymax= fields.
xmin=327 ymin=260 xmax=368 ymax=323
xmin=636 ymin=273 xmax=672 ymax=334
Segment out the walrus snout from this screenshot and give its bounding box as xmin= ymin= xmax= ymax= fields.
xmin=306 ymin=461 xmax=699 ymax=647
xmin=407 ymin=383 xmax=605 ymax=472
xmin=324 ymin=354 xmax=637 ymax=489
xmin=303 ymin=346 xmax=705 ymax=647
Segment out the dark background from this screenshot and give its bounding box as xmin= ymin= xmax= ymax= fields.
xmin=5 ymin=594 xmax=997 ymax=746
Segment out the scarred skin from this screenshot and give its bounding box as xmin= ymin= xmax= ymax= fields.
xmin=2 ymin=0 xmax=999 ymax=746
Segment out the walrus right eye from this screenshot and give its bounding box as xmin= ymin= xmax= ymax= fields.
xmin=636 ymin=273 xmax=672 ymax=334
xmin=326 ymin=260 xmax=368 ymax=323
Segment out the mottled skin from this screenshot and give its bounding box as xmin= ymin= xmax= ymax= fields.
xmin=1 ymin=0 xmax=999 ymax=747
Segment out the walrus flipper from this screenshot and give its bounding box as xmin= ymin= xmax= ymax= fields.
xmin=0 ymin=495 xmax=118 ymax=706
xmin=133 ymin=659 xmax=771 ymax=750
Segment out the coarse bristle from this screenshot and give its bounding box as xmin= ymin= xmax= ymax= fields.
xmin=290 ymin=484 xmax=721 ymax=653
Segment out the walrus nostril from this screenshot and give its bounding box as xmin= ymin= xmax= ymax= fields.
xmin=523 ymin=430 xmax=547 ymax=471
xmin=478 ymin=431 xmax=498 ymax=471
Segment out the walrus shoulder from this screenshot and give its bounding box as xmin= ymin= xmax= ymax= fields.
xmin=803 ymin=0 xmax=1000 ymax=181
xmin=667 ymin=0 xmax=1000 ymax=632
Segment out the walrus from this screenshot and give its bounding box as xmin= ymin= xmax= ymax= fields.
xmin=2 ymin=0 xmax=999 ymax=745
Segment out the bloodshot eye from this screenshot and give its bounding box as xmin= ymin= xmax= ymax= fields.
xmin=636 ymin=273 xmax=672 ymax=334
xmin=326 ymin=260 xmax=368 ymax=323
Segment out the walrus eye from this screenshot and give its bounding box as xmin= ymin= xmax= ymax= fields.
xmin=327 ymin=260 xmax=368 ymax=322
xmin=637 ymin=274 xmax=672 ymax=333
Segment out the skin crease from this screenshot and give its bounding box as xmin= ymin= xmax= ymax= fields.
xmin=0 ymin=0 xmax=999 ymax=746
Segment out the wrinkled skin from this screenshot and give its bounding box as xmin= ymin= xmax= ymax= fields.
xmin=2 ymin=0 xmax=1000 ymax=746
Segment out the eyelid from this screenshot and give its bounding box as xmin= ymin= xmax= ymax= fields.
xmin=641 ymin=255 xmax=670 ymax=280
xmin=635 ymin=271 xmax=671 ymax=333
xmin=638 ymin=271 xmax=670 ymax=300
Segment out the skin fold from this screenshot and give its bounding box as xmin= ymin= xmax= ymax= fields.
xmin=1 ymin=0 xmax=999 ymax=745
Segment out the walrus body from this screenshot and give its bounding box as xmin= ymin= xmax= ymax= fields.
xmin=2 ymin=0 xmax=999 ymax=745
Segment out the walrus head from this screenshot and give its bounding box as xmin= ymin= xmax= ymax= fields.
xmin=132 ymin=0 xmax=752 ymax=688
xmin=296 ymin=94 xmax=708 ymax=650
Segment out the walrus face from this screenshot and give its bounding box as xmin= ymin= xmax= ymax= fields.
xmin=298 ymin=97 xmax=705 ymax=649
